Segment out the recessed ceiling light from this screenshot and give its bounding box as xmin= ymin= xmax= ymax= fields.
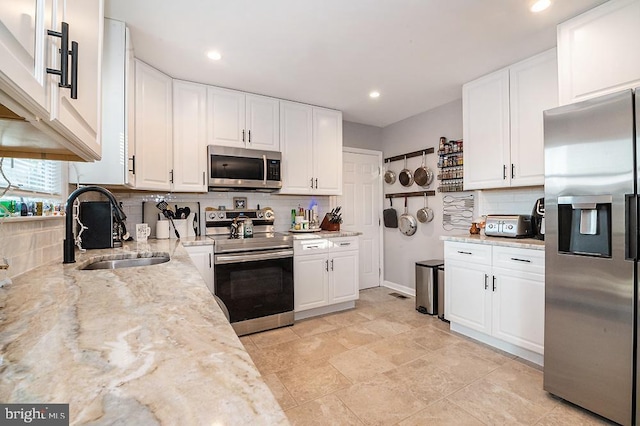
xmin=369 ymin=91 xmax=380 ymax=99
xmin=530 ymin=0 xmax=551 ymax=13
xmin=207 ymin=51 xmax=222 ymax=61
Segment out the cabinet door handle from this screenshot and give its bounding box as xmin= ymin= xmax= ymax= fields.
xmin=128 ymin=155 xmax=136 ymax=174
xmin=209 ymin=253 xmax=212 ymax=268
xmin=46 ymin=22 xmax=69 ymax=87
xmin=202 ymin=171 xmax=206 ymax=185
xmin=242 ymin=129 xmax=245 ymax=142
xmin=310 ymin=178 xmax=314 ymax=189
xmin=331 ymin=259 xmax=334 ymax=271
xmin=69 ymin=40 xmax=78 ymax=99
xmin=510 ymin=257 xmax=531 ymax=263
xmin=457 ymin=250 xmax=472 ymax=255
xmin=484 ymin=274 xmax=488 ymax=290
xmin=511 ymin=163 xmax=515 ymax=179
xmin=170 ymin=169 xmax=174 ymax=183
xmin=248 ymin=130 xmax=251 ymax=143
xmin=315 ymin=178 xmax=318 ymax=189
xmin=492 ymin=276 xmax=497 ymax=292
xmin=325 ymin=260 xmax=329 ymax=272
xmin=503 ymin=165 xmax=507 ymax=180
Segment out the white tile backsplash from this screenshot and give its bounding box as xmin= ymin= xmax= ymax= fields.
xmin=1 ymin=217 xmax=64 ymax=279
xmin=115 ymin=191 xmax=332 ymax=233
xmin=477 ymin=187 xmax=543 ymax=216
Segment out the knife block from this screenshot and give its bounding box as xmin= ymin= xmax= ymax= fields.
xmin=320 ymin=213 xmax=340 ymax=231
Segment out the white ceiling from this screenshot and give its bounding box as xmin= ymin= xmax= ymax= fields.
xmin=105 ymin=0 xmax=607 ymax=128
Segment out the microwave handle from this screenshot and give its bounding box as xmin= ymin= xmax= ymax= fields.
xmin=263 ymin=155 xmax=267 ymax=185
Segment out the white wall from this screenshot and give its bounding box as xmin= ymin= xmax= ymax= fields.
xmin=381 ymin=99 xmax=468 ymax=295
xmin=343 ymin=121 xmax=384 ymax=151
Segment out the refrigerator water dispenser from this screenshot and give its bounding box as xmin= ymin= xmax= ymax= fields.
xmin=557 ymin=195 xmax=612 ymax=258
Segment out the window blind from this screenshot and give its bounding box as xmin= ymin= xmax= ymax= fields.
xmin=1 ymin=158 xmax=62 ymax=196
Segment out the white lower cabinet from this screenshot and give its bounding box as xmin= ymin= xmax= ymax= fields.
xmin=184 ymin=245 xmax=214 ymax=294
xmin=445 ymin=241 xmax=544 ymax=363
xmin=294 ymin=237 xmax=359 ymax=317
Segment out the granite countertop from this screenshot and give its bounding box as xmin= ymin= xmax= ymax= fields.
xmin=0 ymin=239 xmax=288 ymax=425
xmin=441 ymin=234 xmax=545 ymax=250
xmin=288 ymin=229 xmax=361 ymax=240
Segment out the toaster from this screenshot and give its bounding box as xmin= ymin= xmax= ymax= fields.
xmin=485 ymin=215 xmax=533 ymax=238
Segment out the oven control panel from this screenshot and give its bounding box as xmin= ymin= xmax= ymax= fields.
xmin=205 ymin=208 xmax=275 ymax=223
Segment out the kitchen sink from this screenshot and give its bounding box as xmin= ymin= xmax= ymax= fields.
xmin=80 ymin=255 xmax=170 ymax=270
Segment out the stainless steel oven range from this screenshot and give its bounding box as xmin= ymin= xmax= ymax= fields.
xmin=205 ymin=207 xmax=294 ymax=336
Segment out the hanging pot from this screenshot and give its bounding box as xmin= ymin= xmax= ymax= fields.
xmin=383 ymin=197 xmax=398 ymax=228
xmin=399 ymin=197 xmax=417 ymax=236
xmin=417 ymin=193 xmax=434 ymax=223
xmin=414 ymin=152 xmax=434 ymax=187
xmin=383 ymin=160 xmax=396 ymax=185
xmin=398 ymin=156 xmax=414 ymax=187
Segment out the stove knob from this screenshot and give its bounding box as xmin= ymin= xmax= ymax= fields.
xmin=507 ymin=224 xmax=514 ymax=230
xmin=207 ymin=212 xmax=216 ymax=220
xmin=218 ymin=212 xmax=225 ymax=219
xmin=488 ymin=223 xmax=494 ymax=229
xmin=257 ymin=212 xmax=264 ymax=219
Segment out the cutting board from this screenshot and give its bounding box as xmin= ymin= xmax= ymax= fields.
xmin=142 ymin=201 xmax=201 ymax=238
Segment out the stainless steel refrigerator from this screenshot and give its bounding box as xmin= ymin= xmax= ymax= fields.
xmin=544 ymin=88 xmax=638 ymax=425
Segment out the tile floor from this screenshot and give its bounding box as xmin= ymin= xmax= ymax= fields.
xmin=240 ymin=287 xmax=616 ymax=425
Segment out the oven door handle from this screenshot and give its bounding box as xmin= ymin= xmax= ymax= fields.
xmin=215 ymin=249 xmax=293 ymax=264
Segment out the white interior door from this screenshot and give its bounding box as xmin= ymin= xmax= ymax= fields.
xmin=338 ymin=148 xmax=382 ymax=290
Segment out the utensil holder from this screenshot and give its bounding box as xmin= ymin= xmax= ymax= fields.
xmin=320 ymin=213 xmax=340 ymax=231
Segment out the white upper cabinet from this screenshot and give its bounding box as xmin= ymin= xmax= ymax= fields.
xmin=558 ymin=0 xmax=640 ymax=105
xmin=0 ymin=0 xmax=53 ymax=114
xmin=463 ymin=69 xmax=511 ymax=190
xmin=279 ymin=101 xmax=314 ymax=194
xmin=173 ymin=80 xmax=207 ymax=192
xmin=279 ymin=101 xmax=343 ymax=195
xmin=509 ymin=49 xmax=558 ymax=186
xmin=133 ymin=59 xmax=173 ymax=190
xmin=49 ymin=0 xmax=103 ymax=159
xmin=463 ymin=49 xmax=557 ymax=190
xmin=207 ymin=87 xmax=280 ymax=152
xmin=0 ymin=0 xmax=104 ymax=161
xmin=313 ymin=107 xmax=343 ymax=195
xmin=70 ymin=18 xmax=131 ymax=186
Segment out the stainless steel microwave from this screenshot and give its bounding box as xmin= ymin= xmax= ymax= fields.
xmin=208 ymin=145 xmax=282 ymax=191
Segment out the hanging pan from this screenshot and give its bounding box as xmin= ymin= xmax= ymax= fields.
xmin=417 ymin=193 xmax=434 ymax=223
xmin=383 ymin=197 xmax=398 ymax=228
xmin=399 ymin=197 xmax=417 ymax=236
xmin=414 ymin=152 xmax=434 ymax=187
xmin=384 ymin=160 xmax=396 ymax=185
xmin=398 ymin=156 xmax=414 ymax=187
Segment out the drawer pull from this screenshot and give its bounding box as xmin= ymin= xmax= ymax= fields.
xmin=510 ymin=257 xmax=531 ymax=263
xmin=306 ymin=245 xmax=320 ymax=249
xmin=457 ymin=250 xmax=472 ymax=255
xmin=339 ymin=242 xmax=351 ymax=246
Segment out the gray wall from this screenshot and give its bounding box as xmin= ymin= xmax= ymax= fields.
xmin=343 ymin=121 xmax=384 ymax=151
xmin=380 ymin=98 xmax=470 ymax=294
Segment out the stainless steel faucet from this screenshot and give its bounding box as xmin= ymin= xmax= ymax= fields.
xmin=63 ymin=186 xmax=127 ymax=263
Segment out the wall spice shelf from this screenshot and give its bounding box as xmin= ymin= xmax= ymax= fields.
xmin=384 ymin=147 xmax=434 ymax=163
xmin=385 ymin=191 xmax=436 ymax=199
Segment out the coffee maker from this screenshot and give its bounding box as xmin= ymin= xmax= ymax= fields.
xmin=531 ymin=198 xmax=545 ymax=240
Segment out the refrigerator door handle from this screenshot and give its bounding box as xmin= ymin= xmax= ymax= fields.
xmin=625 ymin=194 xmax=637 ymax=261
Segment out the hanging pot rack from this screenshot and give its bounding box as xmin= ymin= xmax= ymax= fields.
xmin=385 ymin=190 xmax=436 ymax=199
xmin=384 ymin=147 xmax=434 ymax=163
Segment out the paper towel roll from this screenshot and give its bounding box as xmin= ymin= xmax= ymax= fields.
xmin=156 ymin=220 xmax=170 ymax=239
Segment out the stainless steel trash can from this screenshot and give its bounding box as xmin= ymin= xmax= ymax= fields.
xmin=437 ymin=265 xmax=447 ymax=322
xmin=415 ymin=260 xmax=444 ymax=315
